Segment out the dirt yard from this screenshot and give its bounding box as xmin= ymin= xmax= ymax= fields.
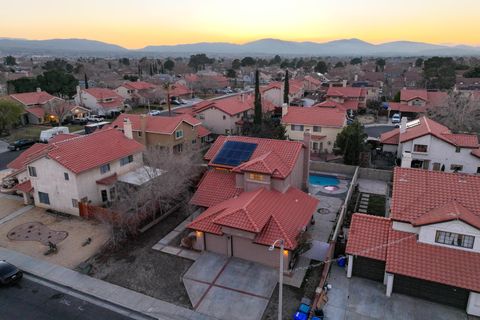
xmin=0 ymin=197 xmax=25 ymax=219
xmin=0 ymin=204 xmax=110 ymax=268
xmin=84 ymin=210 xmax=194 ymax=309
xmin=262 ymin=262 xmax=323 ymax=319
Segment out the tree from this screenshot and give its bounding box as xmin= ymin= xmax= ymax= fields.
xmin=314 ymin=60 xmax=328 ymax=73
xmin=254 ymin=70 xmax=262 ymax=125
xmin=241 ymin=57 xmax=256 ymax=67
xmin=4 ymin=55 xmax=16 ymax=66
xmin=108 ymin=62 xmax=112 ymax=69
xmin=334 ymin=61 xmax=345 ymax=68
xmin=43 ymin=59 xmax=73 ymax=73
xmin=231 ymin=59 xmax=241 ymax=70
xmin=464 ymin=66 xmax=480 ymax=78
xmin=350 ymin=58 xmax=363 ymax=65
xmin=271 ymin=55 xmax=282 ymax=65
xmin=427 ymin=91 xmax=480 ymax=133
xmin=123 ymin=74 xmax=139 ymax=82
xmin=84 ymin=73 xmax=89 ymax=89
xmin=119 ymin=58 xmax=130 ymax=66
xmin=415 ymin=58 xmax=424 ymax=68
xmin=226 ymin=69 xmax=236 ymax=79
xmin=376 ymin=58 xmax=386 ymax=72
xmin=164 ymin=59 xmax=175 ymax=72
xmin=242 ymin=112 xmax=286 ymax=140
xmin=188 ymin=54 xmax=214 ymax=72
xmin=44 ymin=99 xmax=70 ymax=124
xmin=37 ymin=70 xmax=79 ymax=98
xmin=7 ymin=77 xmax=39 ymax=94
xmin=335 ymin=121 xmax=367 ymax=165
xmin=393 ymin=91 xmax=401 ymax=102
xmin=0 ymin=98 xmax=23 ymax=135
xmin=101 ymin=148 xmax=203 ymax=245
xmin=283 ymin=70 xmax=289 ymax=105
xmin=423 ymin=57 xmax=456 ymax=90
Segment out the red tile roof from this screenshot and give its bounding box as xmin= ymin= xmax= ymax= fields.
xmin=412 ymin=201 xmax=480 ymax=229
xmin=401 ymin=89 xmax=428 ymax=102
xmin=197 ymin=125 xmax=211 ymax=138
xmin=346 ymin=214 xmax=391 ymax=261
xmin=15 ymin=180 xmax=33 ymax=193
xmin=204 ymin=136 xmax=304 ymax=178
xmin=192 ymin=94 xmax=254 ymax=116
xmin=170 ymin=83 xmax=191 ymax=97
xmin=386 ymin=229 xmax=480 ymax=292
xmin=96 ymin=173 xmax=118 ymax=186
xmin=326 ymin=87 xmax=366 ymax=99
xmin=111 ymin=113 xmax=201 ymax=135
xmin=7 ymin=143 xmax=50 ymax=170
xmin=190 ymin=169 xmax=243 ymax=207
xmin=48 ymin=133 xmax=79 ymax=144
xmin=261 ymin=80 xmax=304 ymax=96
xmin=25 ymin=107 xmax=46 ymax=119
xmin=282 ymin=106 xmax=346 ymax=128
xmin=347 ymin=214 xmax=480 ymax=292
xmin=386 ymin=102 xmax=426 ymax=113
xmin=391 ymin=168 xmax=480 ymax=224
xmin=472 ymin=148 xmax=480 ymax=159
xmin=313 ymin=100 xmax=347 ymax=110
xmin=84 ymin=88 xmax=123 ymax=100
xmin=188 ymin=187 xmax=318 ymax=250
xmin=10 ymin=91 xmax=55 ymax=106
xmin=234 ymin=151 xmax=291 ymax=178
xmin=121 ymin=81 xmax=156 ymax=91
xmin=379 ymin=129 xmax=400 ymax=145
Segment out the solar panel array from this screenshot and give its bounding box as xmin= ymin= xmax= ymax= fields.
xmin=212 ymin=141 xmax=258 ymax=167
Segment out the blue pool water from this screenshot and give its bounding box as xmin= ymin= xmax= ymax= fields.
xmin=309 ymin=174 xmax=340 ymax=186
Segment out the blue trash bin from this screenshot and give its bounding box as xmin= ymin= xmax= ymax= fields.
xmin=337 ymin=256 xmax=346 ymax=267
xmin=293 ymin=311 xmax=308 ymax=320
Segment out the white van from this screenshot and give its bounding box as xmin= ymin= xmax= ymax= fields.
xmin=39 ymin=127 xmax=70 ymax=142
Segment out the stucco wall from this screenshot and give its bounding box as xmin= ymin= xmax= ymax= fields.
xmin=143 ymin=122 xmax=199 ymax=151
xmin=205 ymin=233 xmax=228 ymax=255
xmin=285 ymin=125 xmax=343 ymax=153
xmin=310 ymin=161 xmax=357 ymax=176
xmin=467 ymin=292 xmax=480 ymax=316
xmin=196 ymin=108 xmax=242 ymax=135
xmin=358 ymin=168 xmax=393 ymax=182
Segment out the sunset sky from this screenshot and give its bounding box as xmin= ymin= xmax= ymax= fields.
xmin=2 ymin=0 xmax=479 ymax=49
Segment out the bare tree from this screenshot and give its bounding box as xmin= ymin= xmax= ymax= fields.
xmin=100 ymin=147 xmax=204 ymax=245
xmin=45 ymin=98 xmax=71 ymax=123
xmin=428 ymin=91 xmax=480 ymax=133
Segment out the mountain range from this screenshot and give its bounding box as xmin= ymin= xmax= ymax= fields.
xmin=1 ymin=37 xmax=480 ymax=57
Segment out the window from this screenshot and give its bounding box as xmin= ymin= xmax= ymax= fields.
xmin=237 ymin=114 xmax=240 ymax=118
xmin=72 ymin=199 xmax=78 ymax=208
xmin=101 ymin=190 xmax=108 ymax=202
xmin=100 ymin=163 xmax=110 ymax=174
xmin=435 ymin=231 xmax=474 ymax=249
xmin=455 ymin=146 xmax=461 ymax=153
xmin=192 ymin=139 xmax=197 ymax=144
xmin=175 ymin=130 xmax=183 ymax=139
xmin=477 ymin=167 xmax=480 ymax=174
xmin=450 ymin=164 xmax=463 ymax=172
xmin=199 ymin=113 xmax=205 ymax=120
xmin=222 ymin=115 xmax=226 ymax=120
xmin=291 ymin=124 xmax=304 ymax=131
xmin=249 ymin=173 xmax=264 ymax=181
xmin=173 ymin=143 xmax=183 ymax=153
xmin=64 ymin=172 xmax=69 ymax=181
xmin=109 ymin=187 xmax=116 ymax=200
xmin=120 ymin=155 xmax=134 ymax=166
xmin=313 ymin=126 xmax=322 ymax=132
xmin=38 ymin=192 xmax=50 ymax=205
xmin=138 ymin=131 xmax=142 ymax=137
xmin=28 ymin=166 xmax=37 ymax=177
xmin=413 ymin=144 xmax=428 ymax=153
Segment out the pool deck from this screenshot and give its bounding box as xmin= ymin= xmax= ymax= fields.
xmin=309 ymin=171 xmax=352 ymax=199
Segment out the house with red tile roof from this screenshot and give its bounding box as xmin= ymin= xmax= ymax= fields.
xmin=115 ymin=81 xmax=158 ymax=106
xmin=8 ymin=89 xmax=65 ymax=124
xmin=380 ymin=116 xmax=480 ymax=174
xmin=188 ymin=135 xmax=318 ymax=270
xmin=111 ymin=113 xmax=210 ymax=152
xmin=5 ymin=128 xmax=145 ymax=215
xmin=387 ymin=89 xmax=448 ymax=116
xmin=281 ymin=105 xmax=346 ymax=153
xmin=326 ymin=86 xmax=367 ymax=110
xmin=74 ymin=86 xmax=125 ymax=115
xmin=345 ymin=168 xmax=480 ymax=316
xmin=261 ymin=79 xmax=305 ymax=107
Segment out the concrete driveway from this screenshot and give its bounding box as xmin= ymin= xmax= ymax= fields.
xmin=364 ymin=125 xmax=396 ymax=139
xmin=324 ymin=265 xmax=470 ymax=320
xmin=183 ymin=252 xmax=278 ymax=320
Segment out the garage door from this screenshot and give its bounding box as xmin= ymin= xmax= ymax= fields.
xmin=393 ymin=274 xmax=469 ymax=309
xmin=205 ymin=233 xmax=228 ymax=255
xmin=352 ymin=256 xmax=386 ymax=282
xmin=232 ymin=236 xmax=277 ymax=268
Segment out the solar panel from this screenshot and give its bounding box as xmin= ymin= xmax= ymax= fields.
xmin=212 ymin=141 xmax=258 ymax=167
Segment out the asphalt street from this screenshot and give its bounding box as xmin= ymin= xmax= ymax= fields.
xmin=0 ymin=278 xmax=133 ymax=320
xmin=0 ymin=149 xmax=24 ymax=171
xmin=364 ymin=125 xmax=396 ymax=139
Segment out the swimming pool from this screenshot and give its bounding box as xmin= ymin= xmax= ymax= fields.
xmin=309 ymin=174 xmax=340 ymax=187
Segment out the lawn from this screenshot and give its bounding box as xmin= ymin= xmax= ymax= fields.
xmin=3 ymin=125 xmax=50 ymax=143
xmin=367 ymin=194 xmax=387 ymax=216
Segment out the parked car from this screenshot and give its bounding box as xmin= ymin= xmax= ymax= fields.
xmin=7 ymin=139 xmax=36 ymax=151
xmin=86 ymin=115 xmax=105 ymax=122
xmin=391 ymin=113 xmax=401 ymax=124
xmin=70 ymin=117 xmax=88 ymax=125
xmin=0 ymin=260 xmax=23 ymax=285
xmin=148 ymin=110 xmax=162 ymax=116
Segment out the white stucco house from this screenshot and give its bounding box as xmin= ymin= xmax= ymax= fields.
xmin=74 ymin=86 xmax=125 ymax=116
xmin=346 ymin=167 xmax=480 ymax=316
xmin=5 ymin=127 xmax=145 ymax=216
xmin=380 ymin=116 xmax=480 ymax=174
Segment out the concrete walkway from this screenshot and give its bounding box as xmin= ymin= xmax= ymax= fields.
xmin=0 ymin=205 xmax=33 ymax=225
xmin=0 ymin=248 xmax=216 ymax=320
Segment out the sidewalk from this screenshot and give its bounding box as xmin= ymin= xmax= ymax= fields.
xmin=0 ymin=247 xmax=217 ymax=320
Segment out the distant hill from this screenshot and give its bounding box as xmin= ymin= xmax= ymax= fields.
xmin=1 ymin=37 xmax=479 ymax=57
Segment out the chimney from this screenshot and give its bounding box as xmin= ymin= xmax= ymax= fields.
xmin=281 ymin=103 xmax=288 ymax=117
xmin=354 ymin=74 xmax=358 ymax=82
xmin=342 ymin=80 xmax=347 ymax=87
xmin=400 ymin=117 xmax=408 ymax=134
xmin=302 ymin=129 xmax=311 ymax=190
xmin=123 ymin=118 xmax=133 ymax=139
xmin=36 ymin=87 xmax=41 ymax=93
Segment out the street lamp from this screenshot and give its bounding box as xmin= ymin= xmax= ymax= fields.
xmin=269 ymin=239 xmax=284 ymax=320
